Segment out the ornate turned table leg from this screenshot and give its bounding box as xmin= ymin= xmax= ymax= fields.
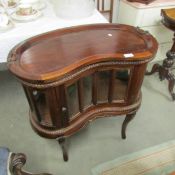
xmin=161 ymin=52 xmax=175 ymax=100
xmin=58 ymin=137 xmax=68 ymax=162
xmin=146 ymin=11 xmax=175 ymax=100
xmin=122 ymin=112 xmax=136 ymax=139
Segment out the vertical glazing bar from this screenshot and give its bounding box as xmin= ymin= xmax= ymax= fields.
xmin=92 ymin=73 xmax=98 ymax=105
xmin=23 ymin=86 xmax=41 ymax=122
xmin=60 ymin=85 xmax=69 ymax=127
xmin=108 ymin=70 xmax=116 ymax=103
xmin=77 ymin=79 xmax=84 ymax=113
xmin=46 ymin=88 xmax=62 ymax=128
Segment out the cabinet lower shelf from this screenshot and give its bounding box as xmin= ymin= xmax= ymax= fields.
xmin=29 ymin=95 xmax=141 ymax=139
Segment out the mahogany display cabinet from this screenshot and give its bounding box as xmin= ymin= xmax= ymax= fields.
xmin=8 ymin=24 xmax=158 ymax=161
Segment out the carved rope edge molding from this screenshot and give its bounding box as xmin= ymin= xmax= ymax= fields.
xmin=29 ymin=96 xmax=141 ymax=137
xmin=20 ymin=60 xmax=150 ymax=89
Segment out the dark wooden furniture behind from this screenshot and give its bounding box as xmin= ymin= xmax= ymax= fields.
xmin=126 ymin=0 xmax=156 ymax=4
xmin=95 ymin=0 xmax=114 ymax=22
xmin=10 ymin=153 xmax=51 ymax=175
xmin=146 ymin=8 xmax=175 ymax=101
xmin=8 ymin=24 xmax=158 ymax=162
xmin=0 ymin=147 xmax=51 ymax=175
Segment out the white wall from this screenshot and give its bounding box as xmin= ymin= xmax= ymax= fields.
xmin=113 ymin=0 xmax=120 ymax=23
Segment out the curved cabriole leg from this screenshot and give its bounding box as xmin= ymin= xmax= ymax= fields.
xmin=145 ymin=63 xmax=161 ymax=76
xmin=145 ymin=50 xmax=175 ymax=101
xmin=58 ymin=137 xmax=68 ymax=162
xmin=10 ymin=153 xmax=51 ymax=175
xmin=167 ymin=72 xmax=175 ymax=101
xmin=122 ymin=112 xmax=136 ymax=139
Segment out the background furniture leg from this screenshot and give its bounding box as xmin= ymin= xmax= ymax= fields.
xmin=145 ymin=63 xmax=161 ymax=76
xmin=168 ymin=72 xmax=175 ymax=101
xmin=122 ymin=112 xmax=136 ymax=139
xmin=146 ymin=50 xmax=175 ymax=100
xmin=10 ymin=153 xmax=51 ymax=175
xmin=58 ymin=137 xmax=68 ymax=162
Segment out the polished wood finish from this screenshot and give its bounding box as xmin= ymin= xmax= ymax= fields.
xmin=58 ymin=138 xmax=68 ymax=162
xmin=122 ymin=112 xmax=136 ymax=139
xmin=8 ymin=24 xmax=158 ymax=161
xmin=146 ymin=9 xmax=175 ymax=101
xmin=96 ymin=0 xmax=114 ymax=22
xmin=161 ymin=8 xmax=175 ymax=31
xmin=10 ymin=153 xmax=51 ymax=175
xmin=126 ymin=0 xmax=156 ymax=4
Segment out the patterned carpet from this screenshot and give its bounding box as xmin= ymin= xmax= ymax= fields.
xmin=92 ymin=140 xmax=175 ymax=175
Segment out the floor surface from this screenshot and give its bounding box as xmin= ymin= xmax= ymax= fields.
xmin=0 ymin=67 xmax=175 ymax=175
